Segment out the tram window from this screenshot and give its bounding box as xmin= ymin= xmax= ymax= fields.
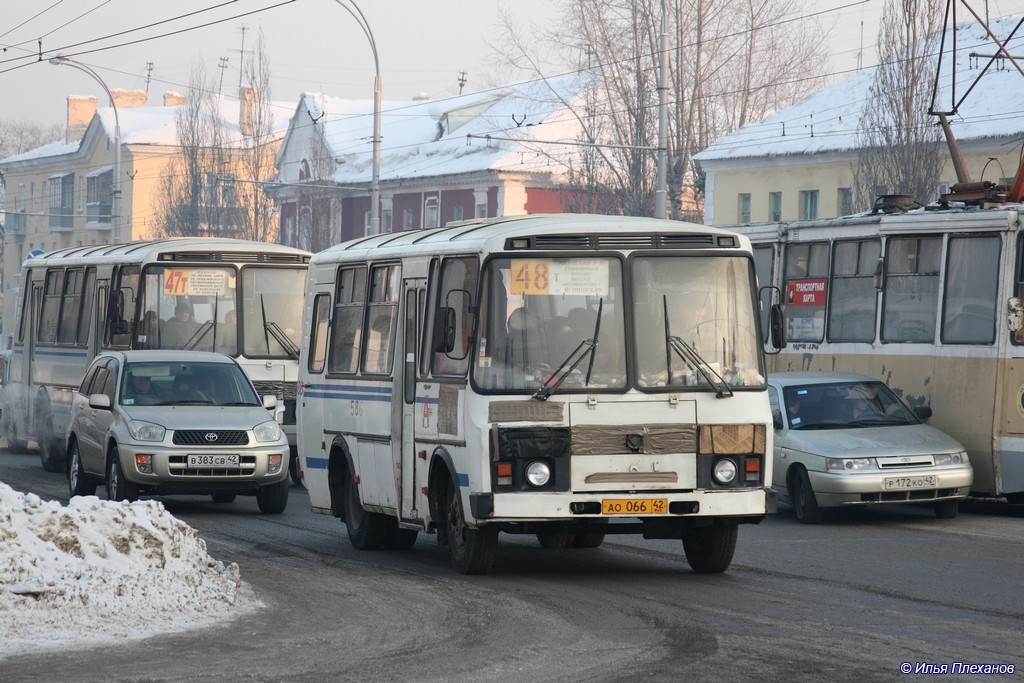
xmin=942 ymin=235 xmax=999 ymax=345
xmin=783 ymin=242 xmax=829 ymax=342
xmin=882 ymin=237 xmax=940 ymax=343
xmin=753 ymin=245 xmax=774 ymax=342
xmin=828 ymin=239 xmax=880 ymax=342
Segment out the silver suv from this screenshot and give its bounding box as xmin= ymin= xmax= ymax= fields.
xmin=66 ymin=350 xmax=290 ymax=513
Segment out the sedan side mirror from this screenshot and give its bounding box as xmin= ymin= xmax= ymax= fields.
xmin=913 ymin=405 xmax=932 ymax=420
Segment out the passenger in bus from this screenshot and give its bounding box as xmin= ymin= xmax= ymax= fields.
xmin=141 ymin=310 xmax=161 ymax=348
xmin=216 ymin=310 xmax=237 ymax=353
xmin=162 ymin=301 xmax=199 ymax=349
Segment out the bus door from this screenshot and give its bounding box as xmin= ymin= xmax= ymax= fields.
xmin=14 ymin=280 xmax=42 ymax=439
xmin=399 ymin=278 xmax=426 ymax=520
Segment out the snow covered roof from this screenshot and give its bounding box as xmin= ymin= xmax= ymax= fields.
xmin=695 ymin=15 xmax=1024 ymax=163
xmin=291 ymin=74 xmax=591 ymax=184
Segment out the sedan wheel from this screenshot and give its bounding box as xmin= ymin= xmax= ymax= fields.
xmin=790 ymin=467 xmax=823 ymax=524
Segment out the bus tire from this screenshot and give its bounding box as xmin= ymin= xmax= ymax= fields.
xmin=67 ymin=439 xmax=97 ymax=497
xmin=344 ymin=474 xmax=389 ymax=549
xmin=790 ymin=467 xmax=823 ymax=524
xmin=6 ymin=421 xmax=28 ymax=454
xmin=256 ymin=479 xmax=289 ymax=514
xmin=572 ymin=533 xmax=606 ymax=549
xmin=106 ymin=446 xmax=140 ymax=502
xmin=37 ymin=414 xmax=64 ymax=473
xmin=682 ymin=524 xmax=737 ymax=574
xmin=934 ymin=500 xmax=959 ymax=519
xmin=445 ymin=481 xmax=497 ymax=575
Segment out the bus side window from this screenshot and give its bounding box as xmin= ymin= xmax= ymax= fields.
xmin=308 ymin=294 xmax=330 ymax=373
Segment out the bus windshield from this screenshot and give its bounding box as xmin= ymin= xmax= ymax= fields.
xmin=475 ymin=256 xmax=628 ymax=392
xmin=632 ymin=255 xmax=765 ymax=389
xmin=138 ymin=265 xmax=306 ymax=359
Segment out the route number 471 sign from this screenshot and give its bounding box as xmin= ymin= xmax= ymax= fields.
xmin=510 ymin=259 xmax=609 ymax=296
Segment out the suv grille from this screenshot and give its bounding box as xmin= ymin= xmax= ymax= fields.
xmin=173 ymin=430 xmax=249 ymax=446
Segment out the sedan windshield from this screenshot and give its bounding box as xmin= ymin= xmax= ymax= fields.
xmin=784 ymin=381 xmax=918 ymax=430
xmin=120 ymin=362 xmax=260 ymax=407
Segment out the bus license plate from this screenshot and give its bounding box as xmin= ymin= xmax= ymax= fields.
xmin=601 ymin=498 xmax=667 ymax=515
xmin=188 ymin=454 xmax=239 ymax=468
xmin=884 ymin=475 xmax=936 ymax=490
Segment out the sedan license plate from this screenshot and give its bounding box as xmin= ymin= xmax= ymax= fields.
xmin=884 ymin=475 xmax=936 ymax=490
xmin=602 ymin=498 xmax=667 ymax=515
xmin=188 ymin=454 xmax=239 ymax=468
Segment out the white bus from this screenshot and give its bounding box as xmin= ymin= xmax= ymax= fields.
xmin=297 ymin=214 xmax=783 ymax=574
xmin=6 ymin=238 xmax=311 ymax=475
xmin=734 ymin=205 xmax=1024 ymax=503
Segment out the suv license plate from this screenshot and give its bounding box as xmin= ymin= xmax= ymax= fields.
xmin=188 ymin=454 xmax=240 ymax=468
xmin=602 ymin=498 xmax=667 ymax=515
xmin=884 ymin=475 xmax=936 ymax=490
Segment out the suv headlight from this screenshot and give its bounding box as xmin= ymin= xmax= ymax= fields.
xmin=128 ymin=420 xmax=165 ymax=442
xmin=253 ymin=420 xmax=283 ymax=443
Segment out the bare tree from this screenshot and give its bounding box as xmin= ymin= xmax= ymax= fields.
xmin=493 ymin=0 xmax=829 ymax=219
xmin=297 ymin=109 xmax=338 ymax=253
xmin=236 ymin=28 xmax=278 ymax=243
xmin=0 ymin=119 xmax=63 ymax=159
xmin=852 ymin=0 xmax=945 ymax=210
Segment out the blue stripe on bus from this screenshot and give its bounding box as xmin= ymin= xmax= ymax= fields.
xmin=306 ymin=384 xmax=392 ymax=394
xmin=303 ymin=456 xmax=468 ymax=490
xmin=304 ymin=391 xmax=392 ymax=402
xmin=34 ymin=349 xmax=89 ymax=358
xmin=417 ymin=395 xmax=439 ymax=406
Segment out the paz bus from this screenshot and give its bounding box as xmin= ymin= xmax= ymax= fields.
xmin=734 ymin=204 xmax=1024 ymax=503
xmin=296 ymin=214 xmax=783 ymax=575
xmin=6 ymin=238 xmax=311 ymax=475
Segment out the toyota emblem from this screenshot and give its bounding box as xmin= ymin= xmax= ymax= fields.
xmin=205 ymin=432 xmax=219 ymax=442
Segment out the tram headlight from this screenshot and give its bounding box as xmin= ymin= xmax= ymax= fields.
xmin=712 ymin=458 xmax=738 ymax=485
xmin=525 ymin=461 xmax=551 ymax=487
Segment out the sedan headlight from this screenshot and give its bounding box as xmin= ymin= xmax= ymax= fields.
xmin=826 ymin=457 xmax=878 ymax=471
xmin=934 ymin=452 xmax=969 ymax=466
xmin=253 ymin=420 xmax=283 ymax=443
xmin=128 ymin=420 xmax=166 ymax=442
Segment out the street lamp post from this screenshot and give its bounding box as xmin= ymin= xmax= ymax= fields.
xmin=49 ymin=55 xmax=122 ymax=243
xmin=333 ymin=0 xmax=381 ymax=235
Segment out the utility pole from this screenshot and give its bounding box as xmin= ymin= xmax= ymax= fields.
xmin=655 ymin=0 xmax=668 ymax=219
xmin=144 ymin=61 xmax=154 ymax=95
xmin=217 ymin=57 xmax=229 ymax=95
xmin=232 ymin=25 xmax=248 ymax=94
xmin=458 ymin=71 xmax=467 ymax=94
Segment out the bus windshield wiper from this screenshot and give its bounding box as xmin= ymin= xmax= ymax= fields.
xmin=661 ymin=295 xmax=732 ymax=398
xmin=532 ymin=300 xmax=603 ymax=401
xmin=265 ymin=321 xmax=300 ymax=360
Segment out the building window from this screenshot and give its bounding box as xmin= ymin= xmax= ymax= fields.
xmin=364 ymin=211 xmax=372 ymax=236
xmin=453 ymin=205 xmax=464 ymax=222
xmin=799 ymin=190 xmax=819 ymax=220
xmin=48 ymin=173 xmax=74 ymax=231
xmin=737 ymin=193 xmax=751 ymax=223
xmin=383 ymin=209 xmax=393 ymax=233
xmin=403 ymin=208 xmax=414 ymax=230
xmin=86 ymin=169 xmax=113 ymax=225
xmin=476 ymin=203 xmax=487 ymax=218
xmin=837 ymin=188 xmax=853 ymax=217
xmin=769 ymin=192 xmax=782 ymax=222
xmin=424 ymin=197 xmax=439 ymax=229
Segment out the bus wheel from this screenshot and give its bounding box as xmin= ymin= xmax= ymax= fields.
xmin=6 ymin=421 xmax=28 ymax=454
xmin=37 ymin=416 xmax=64 ymax=473
xmin=106 ymin=446 xmax=140 ymax=503
xmin=934 ymin=500 xmax=959 ymax=519
xmin=682 ymin=524 xmax=737 ymax=573
xmin=572 ymin=532 xmax=606 ymax=549
xmin=790 ymin=467 xmax=823 ymax=524
xmin=256 ymin=480 xmax=289 ymax=514
xmin=344 ymin=474 xmax=388 ymax=549
xmin=445 ymin=482 xmax=497 ymax=575
xmin=67 ymin=440 xmax=97 ymax=497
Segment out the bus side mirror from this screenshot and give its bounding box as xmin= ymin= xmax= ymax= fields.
xmin=1008 ymin=297 xmax=1024 ymax=333
xmin=432 ymin=307 xmax=456 ymax=353
xmin=770 ymin=303 xmax=786 ymax=350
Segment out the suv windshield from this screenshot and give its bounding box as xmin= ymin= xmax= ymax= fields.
xmin=120 ymin=361 xmax=259 ymax=407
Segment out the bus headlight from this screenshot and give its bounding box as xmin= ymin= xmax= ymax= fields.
xmin=713 ymin=458 xmax=738 ymax=484
xmin=525 ymin=461 xmax=551 ymax=487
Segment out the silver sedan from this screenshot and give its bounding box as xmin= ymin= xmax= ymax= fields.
xmin=767 ymin=371 xmax=973 ymax=523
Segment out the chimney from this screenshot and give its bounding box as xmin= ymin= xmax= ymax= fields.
xmin=163 ymin=91 xmax=186 ymax=106
xmin=111 ymin=88 xmax=147 ymax=109
xmin=66 ymin=95 xmax=97 ymax=143
xmin=239 ymin=86 xmax=256 ymax=136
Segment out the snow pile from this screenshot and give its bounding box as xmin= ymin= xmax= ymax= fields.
xmin=0 ymin=481 xmax=259 ymax=659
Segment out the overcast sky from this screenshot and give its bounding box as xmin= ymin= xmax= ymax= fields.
xmin=1 ymin=0 xmax=996 ymax=132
